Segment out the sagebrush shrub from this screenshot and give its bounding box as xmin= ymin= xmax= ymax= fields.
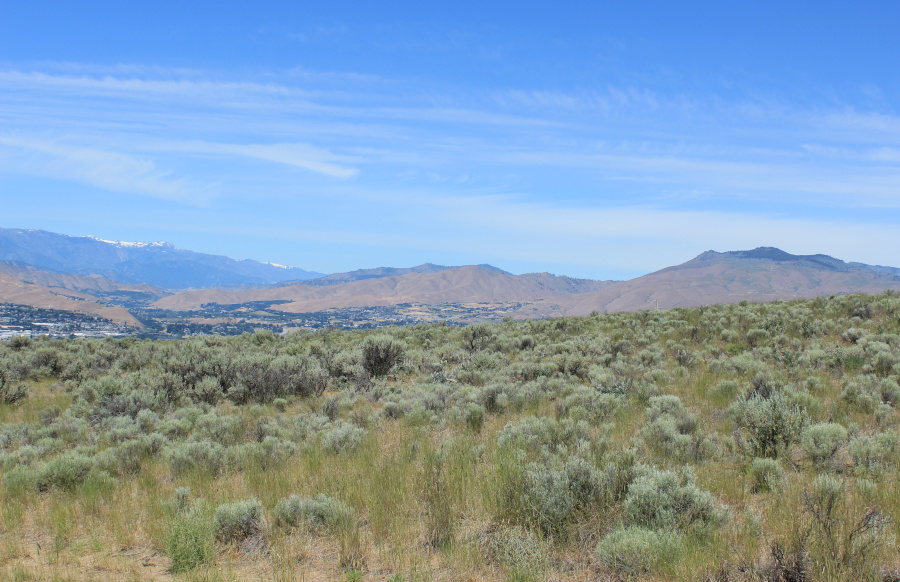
xmin=848 ymin=431 xmax=899 ymax=472
xmin=361 ymin=335 xmax=405 ymax=377
xmin=36 ymin=450 xmax=94 ymax=491
xmin=802 ymin=422 xmax=848 ymax=467
xmin=595 ymin=526 xmax=682 ymax=577
xmin=496 ymin=416 xmax=590 ymax=453
xmin=463 ymin=324 xmax=495 ymax=352
xmin=463 ymin=402 xmax=485 ymax=433
xmin=493 ymin=416 xmax=602 ymax=533
xmin=562 ymin=386 xmax=621 ymax=422
xmin=274 ymin=493 xmax=354 ymax=533
xmin=319 ymin=421 xmax=365 ymax=454
xmin=624 ymin=466 xmax=725 ymax=531
xmin=641 ymin=395 xmax=712 ymax=461
xmin=214 ymin=498 xmax=263 ymax=543
xmin=0 ymin=366 xmax=27 ymax=404
xmin=730 ymin=392 xmax=806 ymax=458
xmin=748 ymin=457 xmax=782 ymax=493
xmin=188 ymin=375 xmax=222 ymax=404
xmin=166 ymin=441 xmax=225 ymax=476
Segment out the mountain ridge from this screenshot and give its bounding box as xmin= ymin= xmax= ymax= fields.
xmin=275 ymin=263 xmax=511 ymax=287
xmin=2 ymin=229 xmax=899 ymax=328
xmin=0 ymin=228 xmax=324 ymax=289
xmin=553 ymin=247 xmax=900 ymax=316
xmin=151 ymin=264 xmax=597 ymax=311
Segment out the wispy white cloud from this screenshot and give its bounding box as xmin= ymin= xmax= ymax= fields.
xmin=159 ymin=141 xmax=359 ymax=179
xmin=0 ymin=70 xmax=310 ymax=100
xmin=801 ymin=144 xmax=900 ymax=163
xmin=2 ymin=63 xmax=899 ymax=277
xmin=0 ymin=135 xmax=212 ymax=204
xmin=821 ymin=109 xmax=900 ymax=136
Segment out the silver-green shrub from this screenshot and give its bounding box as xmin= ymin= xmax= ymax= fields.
xmin=624 ymin=465 xmax=725 ymax=531
xmin=496 ymin=416 xmax=591 ymax=453
xmin=519 ymin=455 xmax=602 ymax=534
xmin=848 ymin=431 xmax=900 ymax=473
xmin=748 ymin=457 xmax=782 ymax=493
xmin=802 ymin=422 xmax=848 ymax=467
xmin=729 ymin=392 xmax=807 ymax=459
xmin=214 ymin=498 xmax=263 ymax=542
xmin=36 ymin=450 xmax=94 ymax=490
xmin=595 ymin=526 xmax=682 ymax=577
xmin=166 ymin=441 xmax=225 ymax=476
xmin=274 ymin=493 xmax=354 ymax=533
xmin=319 ymin=420 xmax=365 ymax=454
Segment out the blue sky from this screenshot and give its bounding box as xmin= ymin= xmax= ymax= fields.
xmin=1 ymin=1 xmax=898 ymax=280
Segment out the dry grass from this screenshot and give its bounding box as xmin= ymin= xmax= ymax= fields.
xmin=2 ymin=292 xmax=899 ymax=580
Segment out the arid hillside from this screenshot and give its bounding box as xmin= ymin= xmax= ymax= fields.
xmin=151 ymin=265 xmax=596 ymax=312
xmin=0 ymin=273 xmax=142 ymax=326
xmin=553 ymin=248 xmax=900 ymax=315
xmin=153 ymin=249 xmax=900 ymax=320
xmin=0 ymin=261 xmax=167 ymax=298
xmin=4 ymin=242 xmax=900 ymax=333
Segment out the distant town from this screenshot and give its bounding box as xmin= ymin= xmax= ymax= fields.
xmin=0 ymin=303 xmax=135 ymax=339
xmin=0 ymin=300 xmax=528 ymax=341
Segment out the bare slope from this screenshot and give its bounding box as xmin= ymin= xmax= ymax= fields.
xmin=0 ymin=274 xmax=142 ymax=326
xmin=276 ymin=263 xmax=487 ymax=287
xmin=152 ymin=265 xmax=587 ymax=312
xmin=153 ymin=249 xmax=900 ymax=316
xmin=555 ymin=248 xmax=900 ymax=316
xmin=0 ymin=261 xmax=167 ymax=298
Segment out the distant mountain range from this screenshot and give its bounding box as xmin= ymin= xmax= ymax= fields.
xmin=151 ymin=247 xmax=900 ymax=317
xmin=151 ymin=265 xmax=615 ymax=311
xmin=555 ymin=247 xmax=900 ymax=316
xmin=1 ymin=227 xmax=898 ymax=327
xmin=0 ymin=228 xmax=324 ymax=289
xmin=279 ymin=263 xmax=510 ymax=287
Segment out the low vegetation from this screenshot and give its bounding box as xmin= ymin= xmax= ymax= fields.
xmin=1 ymin=291 xmax=899 ymax=580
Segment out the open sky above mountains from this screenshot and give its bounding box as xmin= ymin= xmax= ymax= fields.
xmin=1 ymin=1 xmax=898 ymax=280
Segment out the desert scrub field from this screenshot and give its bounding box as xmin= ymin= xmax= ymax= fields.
xmin=1 ymin=291 xmax=899 ymax=581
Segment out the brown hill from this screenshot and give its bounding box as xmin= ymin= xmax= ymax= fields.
xmin=0 ymin=273 xmax=142 ymax=326
xmin=152 ymin=265 xmax=591 ymax=312
xmin=153 ymin=250 xmax=900 ymax=317
xmin=0 ymin=261 xmax=167 ymax=298
xmin=518 ymin=272 xmax=615 ymax=294
xmin=553 ymin=249 xmax=900 ymax=316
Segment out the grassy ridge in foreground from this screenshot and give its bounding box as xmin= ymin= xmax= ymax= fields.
xmin=1 ymin=292 xmax=899 ymax=581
